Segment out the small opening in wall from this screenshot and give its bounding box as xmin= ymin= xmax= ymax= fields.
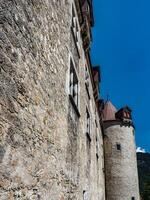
xmin=83 ymin=190 xmax=89 ymax=200
xmin=131 ymin=197 xmax=135 ymax=200
xmin=116 ymin=143 xmax=121 ymax=151
xmin=86 ymin=108 xmax=90 ymax=136
xmin=83 ymin=190 xmax=86 ymax=200
xmin=132 ymin=130 xmax=134 ymax=136
xmin=96 ymin=153 xmax=99 ymax=160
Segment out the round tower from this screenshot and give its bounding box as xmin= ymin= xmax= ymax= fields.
xmin=102 ymin=101 xmax=140 ymax=200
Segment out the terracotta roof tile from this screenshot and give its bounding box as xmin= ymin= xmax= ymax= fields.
xmin=102 ymin=101 xmax=117 ymax=121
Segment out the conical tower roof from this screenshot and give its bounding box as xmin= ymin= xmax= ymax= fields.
xmin=102 ymin=101 xmax=117 ymax=121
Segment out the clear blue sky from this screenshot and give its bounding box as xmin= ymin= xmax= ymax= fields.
xmin=91 ymin=0 xmax=150 ymax=152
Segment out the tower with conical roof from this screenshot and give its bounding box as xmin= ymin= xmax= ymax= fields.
xmin=102 ymin=101 xmax=140 ymax=200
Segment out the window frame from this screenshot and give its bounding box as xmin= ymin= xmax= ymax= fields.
xmin=71 ymin=5 xmax=80 ymax=58
xmin=85 ymin=65 xmax=91 ymax=99
xmin=86 ymin=107 xmax=91 ymax=137
xmin=69 ymin=57 xmax=80 ymax=117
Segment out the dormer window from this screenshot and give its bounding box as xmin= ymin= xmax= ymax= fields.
xmin=123 ymin=111 xmax=131 ymax=119
xmin=123 ymin=111 xmax=130 ymax=119
xmin=127 ymin=112 xmax=130 ymax=118
xmin=123 ymin=111 xmax=127 ymax=118
xmin=116 ymin=106 xmax=132 ymax=121
xmin=83 ymin=0 xmax=90 ymax=15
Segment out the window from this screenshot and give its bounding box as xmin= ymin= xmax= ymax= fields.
xmin=71 ymin=6 xmax=80 ymax=54
xmin=83 ymin=191 xmax=89 ymax=200
xmin=96 ymin=135 xmax=99 ymax=159
xmin=123 ymin=111 xmax=127 ymax=118
xmin=72 ymin=15 xmax=79 ymax=42
xmin=132 ymin=130 xmax=134 ymax=136
xmin=127 ymin=112 xmax=130 ymax=118
xmin=69 ymin=59 xmax=79 ymax=107
xmin=131 ymin=197 xmax=135 ymax=200
xmin=124 ymin=111 xmax=130 ymax=119
xmin=116 ymin=143 xmax=121 ymax=151
xmin=86 ymin=108 xmax=90 ymax=136
xmin=83 ymin=190 xmax=85 ymax=200
xmin=85 ymin=108 xmax=91 ymax=176
xmin=86 ymin=131 xmax=91 ymax=177
xmin=85 ymin=65 xmax=89 ymax=80
xmin=85 ymin=66 xmax=90 ymax=99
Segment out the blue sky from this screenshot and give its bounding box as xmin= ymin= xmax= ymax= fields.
xmin=91 ymin=0 xmax=150 ymax=152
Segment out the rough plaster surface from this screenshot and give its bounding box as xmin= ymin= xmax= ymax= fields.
xmin=104 ymin=124 xmax=140 ymax=200
xmin=0 ymin=0 xmax=105 ymax=199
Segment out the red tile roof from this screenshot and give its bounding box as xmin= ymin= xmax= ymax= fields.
xmin=102 ymin=101 xmax=117 ymax=121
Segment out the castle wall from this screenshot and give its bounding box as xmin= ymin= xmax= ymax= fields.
xmin=104 ymin=124 xmax=140 ymax=200
xmin=0 ymin=0 xmax=105 ymax=199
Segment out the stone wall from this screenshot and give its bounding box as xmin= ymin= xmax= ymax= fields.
xmin=0 ymin=0 xmax=105 ymax=199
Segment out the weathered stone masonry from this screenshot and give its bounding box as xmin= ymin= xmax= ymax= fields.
xmin=0 ymin=0 xmax=105 ymax=200
xmin=0 ymin=0 xmax=140 ymax=200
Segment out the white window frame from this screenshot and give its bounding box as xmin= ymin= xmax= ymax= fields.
xmin=71 ymin=4 xmax=80 ymax=55
xmin=69 ymin=59 xmax=78 ymax=106
xmin=68 ymin=54 xmax=80 ymax=117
